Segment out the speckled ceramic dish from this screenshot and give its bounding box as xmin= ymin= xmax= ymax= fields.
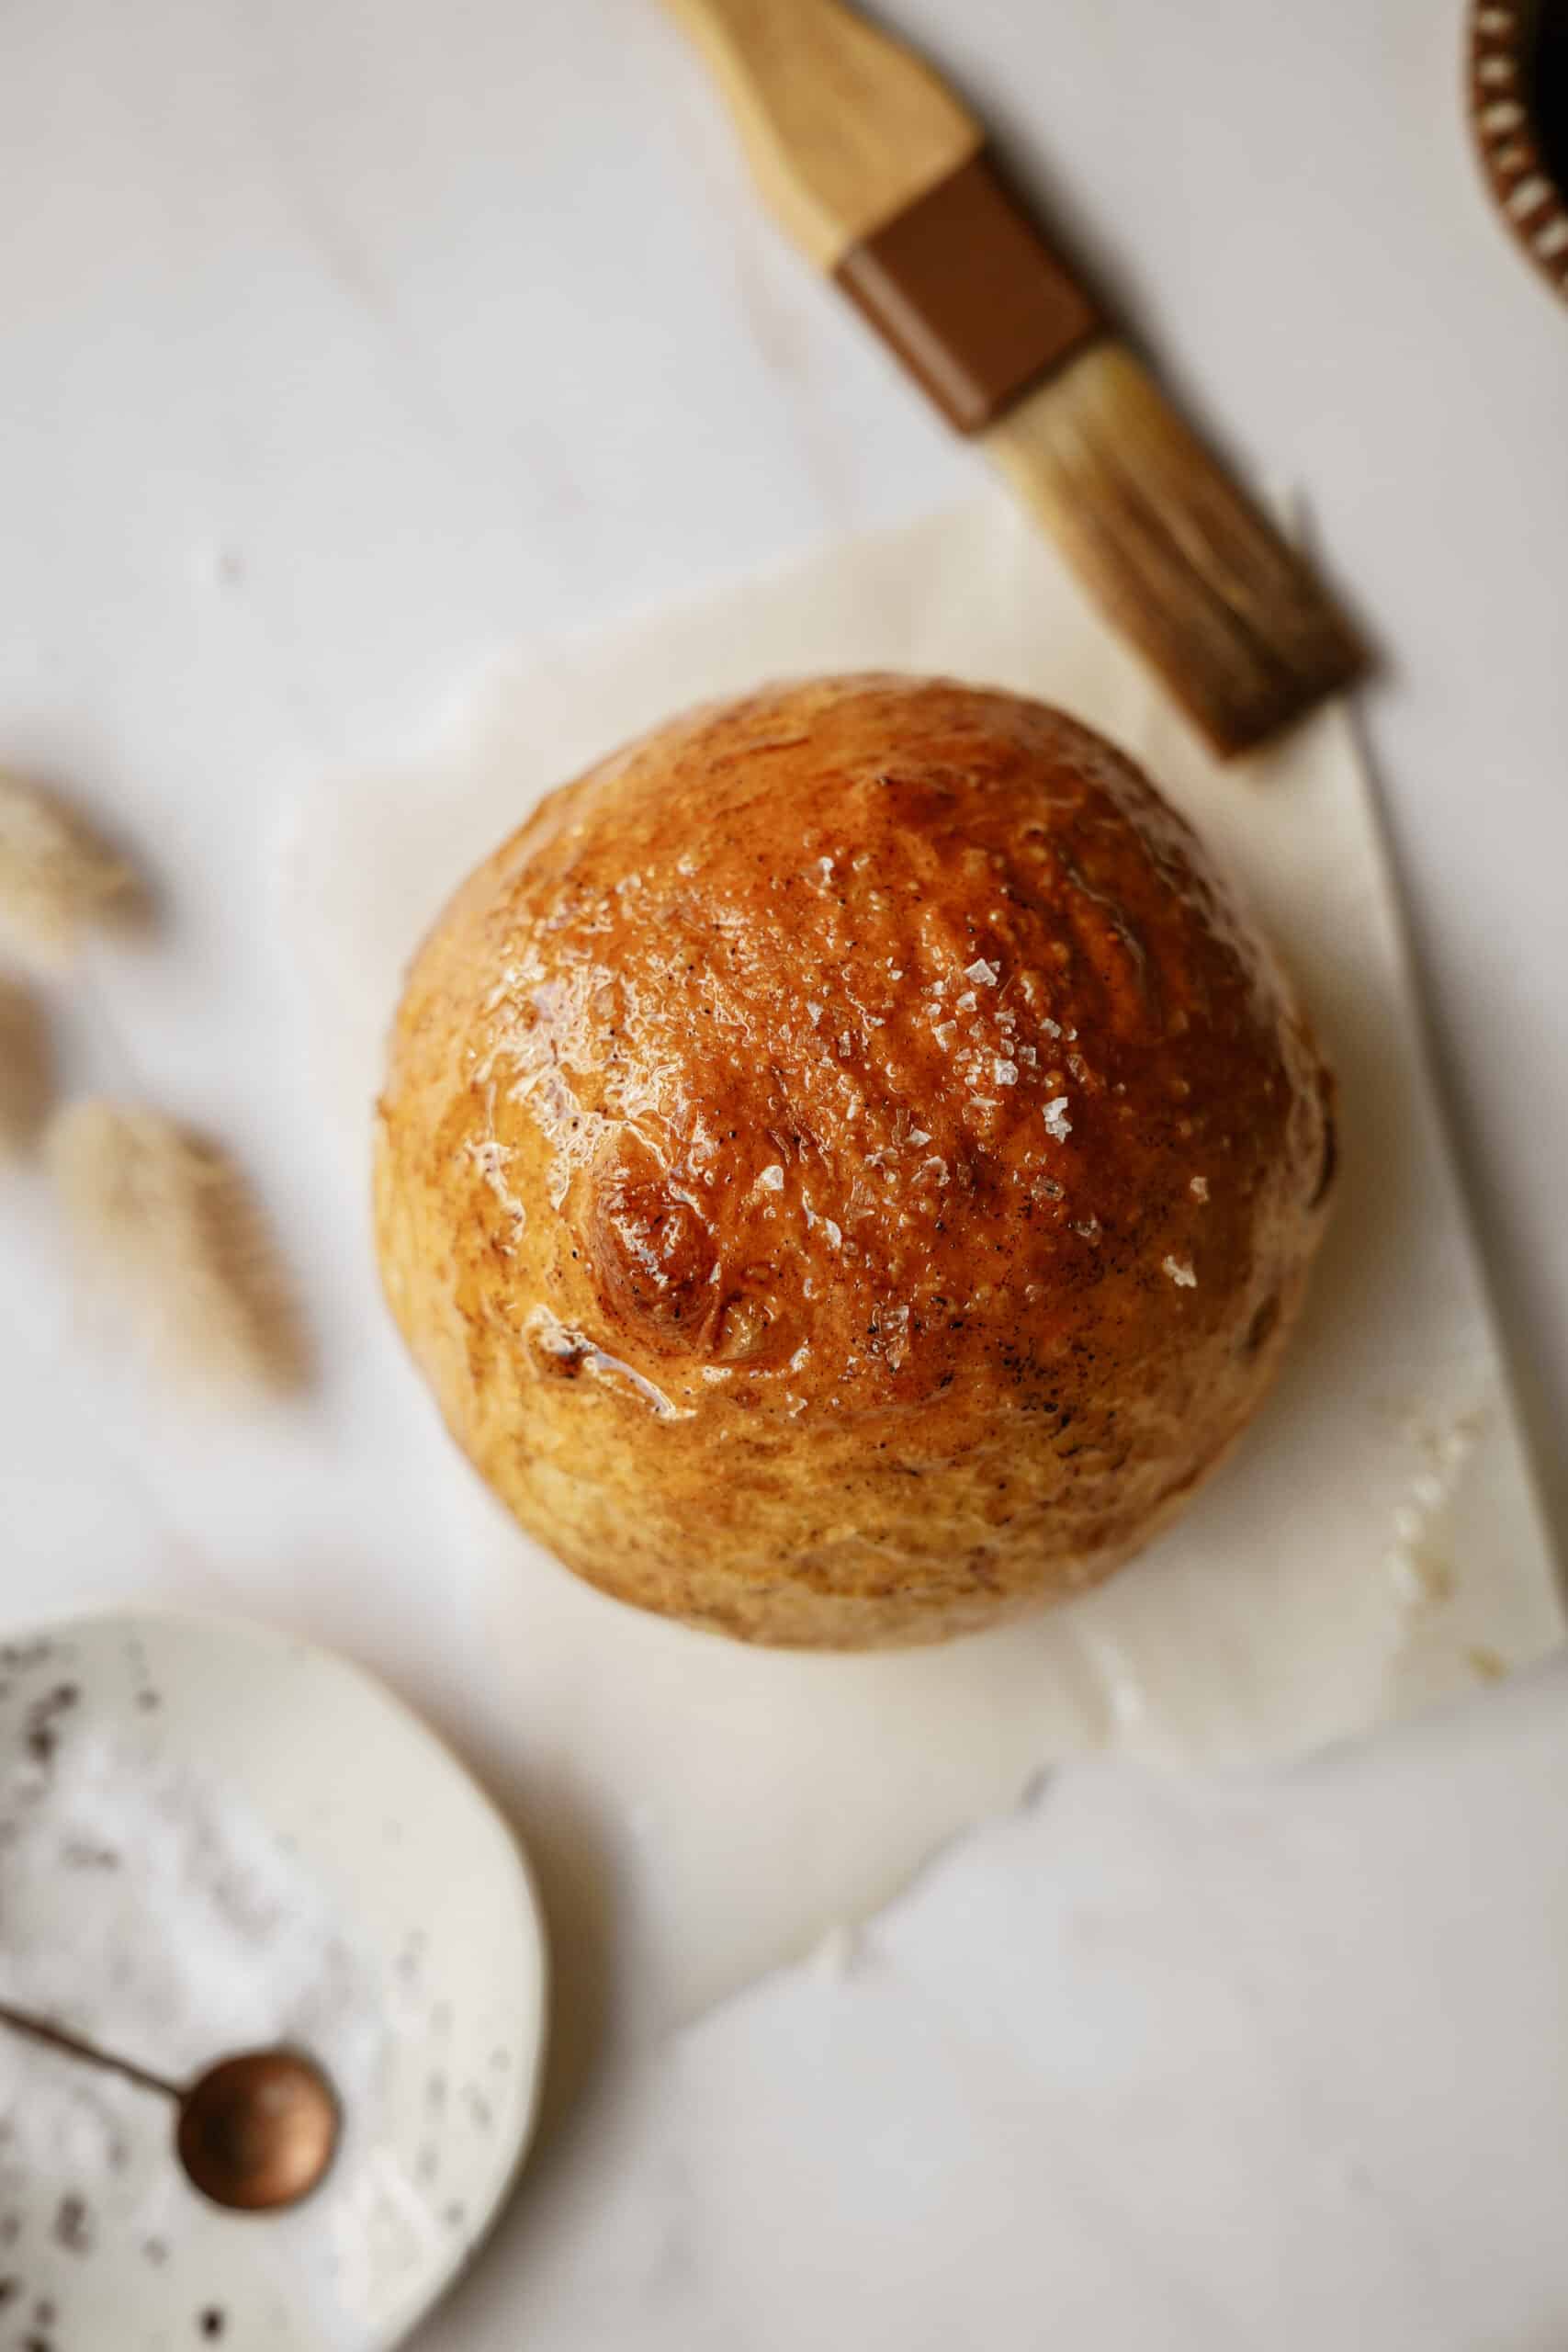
xmin=0 ymin=1612 xmax=548 ymax=2352
xmin=1468 ymin=0 xmax=1568 ymax=300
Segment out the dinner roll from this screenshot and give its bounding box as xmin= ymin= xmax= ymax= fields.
xmin=375 ymin=676 xmax=1334 ymax=1647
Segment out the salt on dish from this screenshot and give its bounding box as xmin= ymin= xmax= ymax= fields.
xmin=0 ymin=1613 xmax=547 ymax=2348
xmin=0 ymin=1702 xmax=387 ymax=2345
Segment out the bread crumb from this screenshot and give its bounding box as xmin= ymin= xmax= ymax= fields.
xmin=1386 ymin=1546 xmax=1454 ymax=1608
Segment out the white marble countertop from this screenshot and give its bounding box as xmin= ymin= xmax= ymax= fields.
xmin=4 ymin=1 xmax=1567 ymax=2344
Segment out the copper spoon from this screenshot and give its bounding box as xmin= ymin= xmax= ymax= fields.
xmin=0 ymin=1997 xmax=340 ymax=2211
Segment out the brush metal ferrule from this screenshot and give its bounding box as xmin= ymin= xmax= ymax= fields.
xmin=833 ymin=152 xmax=1101 ymax=433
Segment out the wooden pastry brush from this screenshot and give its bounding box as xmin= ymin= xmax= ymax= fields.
xmin=660 ymin=0 xmax=1364 ymax=756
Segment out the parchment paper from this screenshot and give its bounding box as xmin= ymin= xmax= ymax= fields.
xmin=282 ymin=496 xmax=1562 ymax=2021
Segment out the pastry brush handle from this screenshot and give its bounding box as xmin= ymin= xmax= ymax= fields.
xmin=660 ymin=0 xmax=981 ymax=269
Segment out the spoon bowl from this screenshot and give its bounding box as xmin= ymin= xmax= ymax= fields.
xmin=176 ymin=2048 xmax=342 ymax=2213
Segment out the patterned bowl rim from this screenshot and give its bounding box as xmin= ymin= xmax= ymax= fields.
xmin=1467 ymin=0 xmax=1568 ymax=302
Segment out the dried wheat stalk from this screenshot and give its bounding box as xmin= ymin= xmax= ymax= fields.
xmin=0 ymin=771 xmax=138 ymax=971
xmin=0 ymin=978 xmax=51 ymax=1152
xmin=45 ymin=1099 xmax=310 ymax=1396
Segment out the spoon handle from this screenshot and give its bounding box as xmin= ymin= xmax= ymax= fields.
xmin=0 ymin=1996 xmax=181 ymax=2101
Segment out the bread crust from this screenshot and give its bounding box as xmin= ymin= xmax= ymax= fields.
xmin=375 ymin=676 xmax=1334 ymax=1647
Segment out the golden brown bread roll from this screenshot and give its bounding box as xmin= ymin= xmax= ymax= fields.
xmin=375 ymin=676 xmax=1334 ymax=1649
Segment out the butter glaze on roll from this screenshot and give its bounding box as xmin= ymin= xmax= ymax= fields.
xmin=374 ymin=676 xmax=1335 ymax=1649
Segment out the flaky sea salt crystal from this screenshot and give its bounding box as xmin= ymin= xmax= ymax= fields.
xmin=1190 ymin=1175 xmax=1210 ymax=1202
xmin=965 ymin=959 xmax=999 ymax=986
xmin=0 ymin=1723 xmax=382 ymax=2290
xmin=758 ymin=1163 xmax=784 ymax=1192
xmin=1164 ymin=1255 xmax=1197 ymax=1288
xmin=1043 ymin=1096 xmax=1072 ymax=1141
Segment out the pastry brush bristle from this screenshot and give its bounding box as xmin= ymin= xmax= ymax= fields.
xmin=45 ymin=1099 xmax=310 ymax=1397
xmin=988 ymin=341 xmax=1365 ymax=756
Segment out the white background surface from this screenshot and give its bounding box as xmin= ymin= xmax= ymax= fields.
xmin=4 ymin=1 xmax=1567 ymax=2345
